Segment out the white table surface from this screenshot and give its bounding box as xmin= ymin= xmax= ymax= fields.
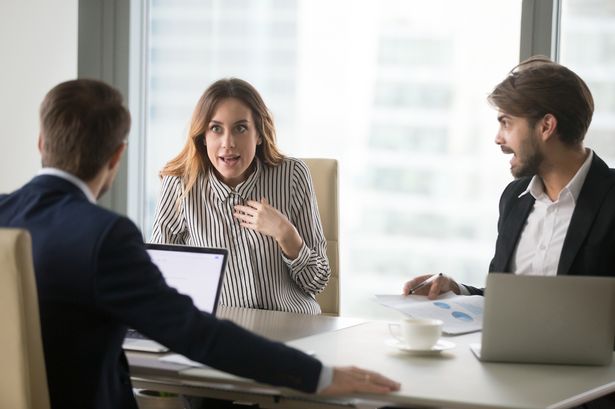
xmin=283 ymin=321 xmax=615 ymax=409
xmin=129 ymin=307 xmax=615 ymax=409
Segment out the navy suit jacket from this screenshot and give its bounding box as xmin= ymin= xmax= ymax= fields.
xmin=0 ymin=175 xmax=321 ymax=409
xmin=465 ymin=153 xmax=615 ymax=296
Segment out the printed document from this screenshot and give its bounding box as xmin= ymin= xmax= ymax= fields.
xmin=375 ymin=292 xmax=484 ymax=334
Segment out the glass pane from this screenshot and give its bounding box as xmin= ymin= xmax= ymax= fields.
xmin=144 ymin=0 xmax=521 ymax=319
xmin=560 ymin=0 xmax=615 ymax=165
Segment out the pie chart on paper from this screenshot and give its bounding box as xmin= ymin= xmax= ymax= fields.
xmin=451 ymin=311 xmax=473 ymax=322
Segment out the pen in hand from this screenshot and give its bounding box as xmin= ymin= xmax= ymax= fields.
xmin=407 ymin=273 xmax=443 ymax=295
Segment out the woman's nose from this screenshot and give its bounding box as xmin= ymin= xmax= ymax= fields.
xmin=221 ymin=132 xmax=235 ymax=148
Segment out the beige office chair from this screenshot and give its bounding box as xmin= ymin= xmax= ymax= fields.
xmin=302 ymin=159 xmax=340 ymax=316
xmin=0 ymin=228 xmax=51 ymax=409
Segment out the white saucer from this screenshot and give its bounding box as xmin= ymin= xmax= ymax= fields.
xmin=386 ymin=339 xmax=456 ymax=355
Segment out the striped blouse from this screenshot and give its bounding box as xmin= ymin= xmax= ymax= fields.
xmin=150 ymin=157 xmax=330 ymax=315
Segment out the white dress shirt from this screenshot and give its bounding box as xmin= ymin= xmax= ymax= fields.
xmin=511 ymin=149 xmax=593 ymax=276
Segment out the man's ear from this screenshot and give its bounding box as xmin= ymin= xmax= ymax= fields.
xmin=108 ymin=142 xmax=127 ymax=171
xmin=38 ymin=133 xmax=44 ymax=154
xmin=539 ymin=114 xmax=558 ymax=142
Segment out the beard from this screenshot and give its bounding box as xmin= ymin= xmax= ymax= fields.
xmin=510 ymin=132 xmax=544 ymax=178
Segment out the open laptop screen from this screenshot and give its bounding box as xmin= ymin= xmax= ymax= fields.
xmin=146 ymin=243 xmax=227 ymax=315
xmin=123 ymin=244 xmax=227 ymax=352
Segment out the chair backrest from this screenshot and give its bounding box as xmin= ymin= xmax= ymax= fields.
xmin=302 ymin=159 xmax=340 ymax=316
xmin=0 ymin=228 xmax=50 ymax=409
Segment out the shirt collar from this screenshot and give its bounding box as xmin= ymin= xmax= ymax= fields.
xmin=37 ymin=168 xmax=97 ymax=203
xmin=208 ymin=158 xmax=262 ymax=202
xmin=518 ymin=149 xmax=593 ymax=203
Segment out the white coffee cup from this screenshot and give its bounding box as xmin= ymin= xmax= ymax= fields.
xmin=389 ymin=318 xmax=443 ymax=350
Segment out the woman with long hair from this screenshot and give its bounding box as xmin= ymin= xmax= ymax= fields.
xmin=151 ymin=78 xmax=330 ymax=314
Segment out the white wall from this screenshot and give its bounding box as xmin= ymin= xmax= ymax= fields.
xmin=0 ymin=0 xmax=78 ymax=193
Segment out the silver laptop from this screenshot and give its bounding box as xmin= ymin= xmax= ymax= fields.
xmin=123 ymin=244 xmax=228 ymax=353
xmin=471 ymin=273 xmax=615 ymax=365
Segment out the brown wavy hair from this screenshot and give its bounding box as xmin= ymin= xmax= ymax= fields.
xmin=488 ymin=56 xmax=594 ymax=146
xmin=160 ymin=78 xmax=284 ymax=195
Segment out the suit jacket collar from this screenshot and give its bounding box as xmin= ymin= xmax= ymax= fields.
xmin=492 ymin=180 xmax=535 ymax=272
xmin=493 ymin=153 xmax=615 ymax=274
xmin=558 ymin=153 xmax=615 ymax=275
xmin=29 ymin=174 xmax=90 ymax=202
xmin=37 ymin=168 xmax=97 ymax=203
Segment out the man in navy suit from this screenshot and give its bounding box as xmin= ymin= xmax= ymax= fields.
xmin=0 ymin=79 xmax=399 ymax=409
xmin=403 ymin=56 xmax=615 ymax=298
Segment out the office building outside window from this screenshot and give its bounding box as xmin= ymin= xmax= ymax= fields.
xmin=144 ymin=0 xmax=521 ymax=318
xmin=560 ymin=0 xmax=615 ymax=167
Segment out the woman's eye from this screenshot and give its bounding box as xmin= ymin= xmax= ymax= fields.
xmin=235 ymin=125 xmax=247 ymax=133
xmin=210 ymin=125 xmax=222 ymax=133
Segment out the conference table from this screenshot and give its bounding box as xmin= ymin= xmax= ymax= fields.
xmin=127 ymin=306 xmax=615 ymax=409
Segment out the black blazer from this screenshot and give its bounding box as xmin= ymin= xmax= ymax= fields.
xmin=0 ymin=175 xmax=321 ymax=409
xmin=465 ymin=153 xmax=615 ymax=296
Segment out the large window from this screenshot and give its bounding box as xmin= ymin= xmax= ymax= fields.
xmin=560 ymin=0 xmax=615 ymax=166
xmin=142 ymin=0 xmax=521 ymax=318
